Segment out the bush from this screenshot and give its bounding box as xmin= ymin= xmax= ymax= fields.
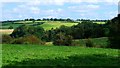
xmin=53 ymin=33 xmax=73 ymax=46
xmin=10 ymin=25 xmax=45 ymax=39
xmin=8 ymin=26 xmax=13 ymax=29
xmin=12 ymin=35 xmax=45 ymax=45
xmin=2 ymin=35 xmax=13 ymax=44
xmin=85 ymin=39 xmax=94 ymax=47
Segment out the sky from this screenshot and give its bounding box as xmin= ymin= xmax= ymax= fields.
xmin=0 ymin=0 xmax=119 ymax=21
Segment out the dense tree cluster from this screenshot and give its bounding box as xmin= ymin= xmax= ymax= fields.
xmin=44 ymin=21 xmax=107 ymax=42
xmin=108 ymin=14 xmax=120 ymax=49
xmin=10 ymin=25 xmax=45 ymax=39
xmin=53 ymin=32 xmax=73 ymax=46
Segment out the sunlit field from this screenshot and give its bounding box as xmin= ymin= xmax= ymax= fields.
xmin=2 ymin=44 xmax=119 ymax=67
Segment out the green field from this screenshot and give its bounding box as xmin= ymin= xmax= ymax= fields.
xmin=1 ymin=21 xmax=105 ymax=30
xmin=1 ymin=21 xmax=78 ymax=30
xmin=40 ymin=21 xmax=78 ymax=30
xmin=2 ymin=44 xmax=119 ymax=67
xmin=0 ymin=44 xmax=2 ymax=68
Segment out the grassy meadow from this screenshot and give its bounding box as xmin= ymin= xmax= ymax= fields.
xmin=40 ymin=22 xmax=78 ymax=30
xmin=2 ymin=44 xmax=119 ymax=67
xmin=0 ymin=44 xmax=2 ymax=68
xmin=1 ymin=37 xmax=120 ymax=67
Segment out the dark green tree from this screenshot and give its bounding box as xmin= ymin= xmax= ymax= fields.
xmin=8 ymin=26 xmax=13 ymax=29
xmin=108 ymin=14 xmax=120 ymax=49
xmin=10 ymin=25 xmax=45 ymax=39
xmin=53 ymin=32 xmax=73 ymax=46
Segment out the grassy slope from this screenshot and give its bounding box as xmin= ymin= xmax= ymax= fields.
xmin=74 ymin=37 xmax=108 ymax=47
xmin=40 ymin=21 xmax=78 ymax=30
xmin=1 ymin=21 xmax=77 ymax=29
xmin=0 ymin=44 xmax=2 ymax=68
xmin=2 ymin=44 xmax=119 ymax=67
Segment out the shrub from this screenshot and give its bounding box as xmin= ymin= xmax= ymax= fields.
xmin=85 ymin=39 xmax=94 ymax=47
xmin=2 ymin=35 xmax=13 ymax=44
xmin=12 ymin=35 xmax=45 ymax=45
xmin=53 ymin=32 xmax=73 ymax=46
xmin=10 ymin=25 xmax=45 ymax=39
xmin=8 ymin=26 xmax=13 ymax=29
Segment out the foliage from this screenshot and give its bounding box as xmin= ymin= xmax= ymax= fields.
xmin=8 ymin=26 xmax=13 ymax=29
xmin=10 ymin=25 xmax=45 ymax=39
xmin=44 ymin=21 xmax=107 ymax=42
xmin=2 ymin=35 xmax=13 ymax=44
xmin=85 ymin=38 xmax=94 ymax=47
xmin=12 ymin=35 xmax=45 ymax=44
xmin=53 ymin=32 xmax=73 ymax=46
xmin=108 ymin=14 xmax=120 ymax=49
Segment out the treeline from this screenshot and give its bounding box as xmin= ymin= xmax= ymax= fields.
xmin=24 ymin=18 xmax=108 ymax=22
xmin=1 ymin=18 xmax=108 ymax=23
xmin=76 ymin=19 xmax=107 ymax=22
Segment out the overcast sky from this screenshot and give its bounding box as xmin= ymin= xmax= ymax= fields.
xmin=0 ymin=0 xmax=119 ymax=21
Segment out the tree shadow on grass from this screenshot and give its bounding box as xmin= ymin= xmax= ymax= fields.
xmin=2 ymin=54 xmax=120 ymax=68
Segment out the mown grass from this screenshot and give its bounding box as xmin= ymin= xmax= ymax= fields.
xmin=40 ymin=21 xmax=78 ymax=30
xmin=93 ymin=22 xmax=106 ymax=24
xmin=2 ymin=44 xmax=119 ymax=67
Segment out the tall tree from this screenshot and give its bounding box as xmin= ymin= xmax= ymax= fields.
xmin=108 ymin=14 xmax=120 ymax=49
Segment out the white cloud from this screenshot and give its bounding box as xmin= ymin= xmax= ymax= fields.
xmin=68 ymin=4 xmax=100 ymax=13
xmin=87 ymin=5 xmax=99 ymax=9
xmin=1 ymin=0 xmax=119 ymax=20
xmin=44 ymin=16 xmax=57 ymax=18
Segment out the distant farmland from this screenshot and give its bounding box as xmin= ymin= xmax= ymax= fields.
xmin=1 ymin=21 xmax=105 ymax=31
xmin=0 ymin=29 xmax=13 ymax=34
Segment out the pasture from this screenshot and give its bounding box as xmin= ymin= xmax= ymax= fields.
xmin=1 ymin=21 xmax=105 ymax=30
xmin=0 ymin=44 xmax=2 ymax=68
xmin=2 ymin=44 xmax=119 ymax=67
xmin=40 ymin=21 xmax=78 ymax=30
xmin=0 ymin=29 xmax=14 ymax=34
